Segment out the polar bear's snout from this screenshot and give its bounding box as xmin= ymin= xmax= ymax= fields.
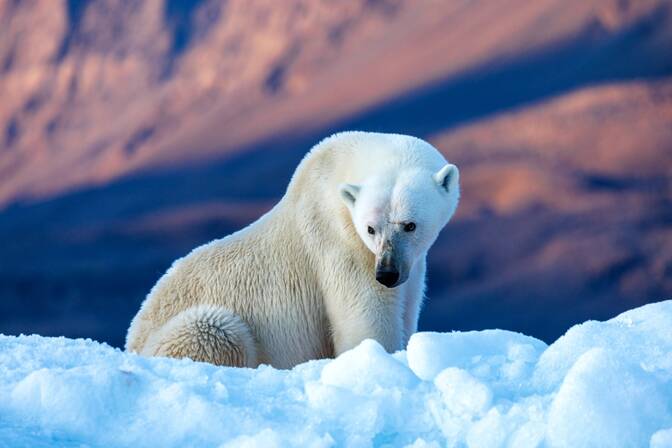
xmin=375 ymin=250 xmax=404 ymax=288
xmin=376 ymin=265 xmax=399 ymax=288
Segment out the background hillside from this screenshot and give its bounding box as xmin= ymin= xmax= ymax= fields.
xmin=1 ymin=0 xmax=671 ymax=347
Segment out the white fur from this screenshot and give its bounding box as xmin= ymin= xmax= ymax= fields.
xmin=125 ymin=131 xmax=460 ymax=368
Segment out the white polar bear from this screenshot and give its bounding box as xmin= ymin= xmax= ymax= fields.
xmin=125 ymin=131 xmax=460 ymax=369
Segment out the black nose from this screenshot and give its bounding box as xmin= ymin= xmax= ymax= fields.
xmin=376 ymin=269 xmax=400 ymax=288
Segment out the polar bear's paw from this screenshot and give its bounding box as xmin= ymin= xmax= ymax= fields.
xmin=142 ymin=305 xmax=258 ymax=367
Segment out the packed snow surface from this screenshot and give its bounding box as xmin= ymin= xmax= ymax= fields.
xmin=1 ymin=301 xmax=671 ymax=448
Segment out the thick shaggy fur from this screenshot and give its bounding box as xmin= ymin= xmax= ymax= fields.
xmin=126 ymin=132 xmax=459 ymax=368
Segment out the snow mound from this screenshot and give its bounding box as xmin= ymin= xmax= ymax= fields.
xmin=1 ymin=301 xmax=671 ymax=447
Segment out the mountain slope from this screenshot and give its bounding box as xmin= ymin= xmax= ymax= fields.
xmin=0 ymin=0 xmax=671 ymax=345
xmin=1 ymin=0 xmax=670 ymax=205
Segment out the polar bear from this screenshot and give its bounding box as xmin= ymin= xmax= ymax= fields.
xmin=125 ymin=131 xmax=460 ymax=369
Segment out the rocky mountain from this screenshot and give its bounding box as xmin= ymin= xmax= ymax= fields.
xmin=0 ymin=0 xmax=670 ymax=346
xmin=426 ymin=79 xmax=672 ymax=336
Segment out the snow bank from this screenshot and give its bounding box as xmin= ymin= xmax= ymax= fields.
xmin=1 ymin=300 xmax=671 ymax=448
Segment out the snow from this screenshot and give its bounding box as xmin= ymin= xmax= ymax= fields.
xmin=1 ymin=300 xmax=671 ymax=448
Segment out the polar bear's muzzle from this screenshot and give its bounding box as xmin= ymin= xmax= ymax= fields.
xmin=375 ymin=250 xmax=405 ymax=288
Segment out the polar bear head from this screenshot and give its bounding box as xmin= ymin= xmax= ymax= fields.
xmin=340 ymin=162 xmax=459 ymax=288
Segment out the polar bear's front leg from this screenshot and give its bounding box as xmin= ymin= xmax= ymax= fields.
xmin=326 ymin=293 xmax=404 ymax=356
xmin=402 ymin=258 xmax=427 ymax=347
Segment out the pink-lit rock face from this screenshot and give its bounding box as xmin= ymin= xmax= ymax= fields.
xmin=435 ymin=80 xmax=672 ymax=218
xmin=425 ymin=80 xmax=672 ymax=336
xmin=1 ymin=0 xmax=668 ymax=205
xmin=0 ymin=0 xmax=670 ymax=346
xmin=0 ymin=0 xmax=421 ymax=204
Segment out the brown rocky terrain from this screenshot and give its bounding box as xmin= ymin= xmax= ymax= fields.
xmin=0 ymin=0 xmax=670 ymax=346
xmin=2 ymin=0 xmax=670 ymax=204
xmin=425 ymin=79 xmax=672 ymax=335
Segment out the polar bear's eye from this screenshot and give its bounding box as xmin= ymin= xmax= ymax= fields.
xmin=367 ymin=226 xmax=375 ymax=235
xmin=404 ymin=222 xmax=416 ymax=232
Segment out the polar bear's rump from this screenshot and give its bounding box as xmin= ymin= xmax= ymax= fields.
xmin=141 ymin=305 xmax=258 ymax=367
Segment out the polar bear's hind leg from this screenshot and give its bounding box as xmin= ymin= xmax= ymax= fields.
xmin=142 ymin=305 xmax=258 ymax=367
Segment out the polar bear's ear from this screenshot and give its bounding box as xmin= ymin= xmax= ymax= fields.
xmin=434 ymin=164 xmax=459 ymax=193
xmin=339 ymin=183 xmax=361 ymax=209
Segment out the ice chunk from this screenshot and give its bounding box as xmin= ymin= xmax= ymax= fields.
xmin=406 ymin=329 xmax=546 ymax=391
xmin=320 ymin=339 xmax=419 ymax=392
xmin=433 ymin=368 xmax=492 ymax=416
xmin=535 ymin=300 xmax=672 ymax=390
xmin=548 ymin=347 xmax=671 ymax=447
xmin=651 ymin=428 xmax=672 ymax=448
